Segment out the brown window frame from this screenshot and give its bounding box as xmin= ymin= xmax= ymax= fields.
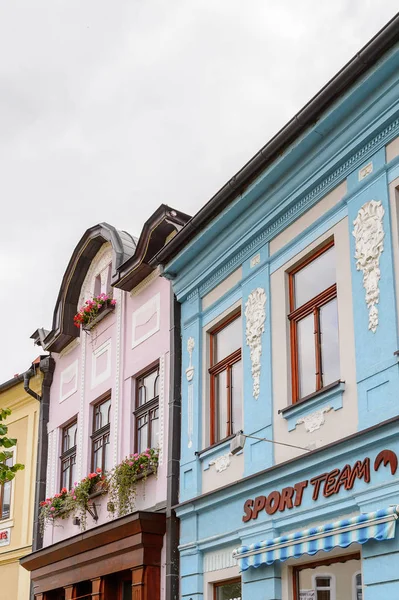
xmin=60 ymin=419 xmax=77 ymax=491
xmin=91 ymin=393 xmax=111 ymax=472
xmin=209 ymin=309 xmax=242 ymax=446
xmin=292 ymin=552 xmax=361 ymax=600
xmin=134 ymin=361 xmax=160 ymax=454
xmin=288 ymin=240 xmax=337 ymax=404
xmin=0 ymin=454 xmax=13 ymax=520
xmin=213 ymin=577 xmax=242 ymax=600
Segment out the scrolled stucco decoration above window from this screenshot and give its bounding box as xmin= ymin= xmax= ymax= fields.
xmin=245 ymin=287 xmax=266 ymax=400
xmin=186 ymin=337 xmax=195 ymax=381
xmin=353 ymin=200 xmax=385 ymax=333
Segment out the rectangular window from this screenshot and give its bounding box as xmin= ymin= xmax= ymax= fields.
xmin=0 ymin=456 xmax=13 ymax=520
xmin=213 ymin=578 xmax=241 ymax=600
xmin=60 ymin=420 xmax=77 ymax=490
xmin=91 ymin=396 xmax=111 ymax=472
xmin=209 ymin=310 xmax=242 ymax=445
xmin=134 ymin=363 xmax=159 ymax=453
xmin=288 ymin=241 xmax=340 ymax=403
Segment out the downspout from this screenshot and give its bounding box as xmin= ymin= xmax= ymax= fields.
xmin=24 ymin=356 xmax=55 ymax=552
xmin=165 ymin=288 xmax=182 ymax=600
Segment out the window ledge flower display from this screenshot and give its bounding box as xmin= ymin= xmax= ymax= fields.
xmin=39 ymin=469 xmax=107 ymax=533
xmin=107 ymin=448 xmax=159 ymax=518
xmin=73 ymin=294 xmax=117 ymax=330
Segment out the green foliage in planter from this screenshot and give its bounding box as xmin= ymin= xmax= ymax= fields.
xmin=0 ymin=408 xmax=24 ymax=484
xmin=107 ymin=448 xmax=159 ymax=518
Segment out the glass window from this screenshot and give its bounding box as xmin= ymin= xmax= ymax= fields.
xmin=134 ymin=364 xmax=160 ymax=453
xmin=92 ymin=397 xmax=111 ymax=472
xmin=289 ymin=242 xmax=340 ymax=402
xmin=354 ymin=572 xmax=362 ymax=600
xmin=1 ymin=456 xmax=13 ymax=519
xmin=60 ymin=421 xmax=77 ymax=490
xmin=209 ymin=311 xmax=242 ymax=445
xmin=315 ymin=576 xmax=332 ymax=600
xmin=214 ymin=579 xmax=241 ymax=600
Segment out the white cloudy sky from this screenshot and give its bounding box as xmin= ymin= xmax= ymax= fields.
xmin=0 ymin=1 xmax=397 ymax=382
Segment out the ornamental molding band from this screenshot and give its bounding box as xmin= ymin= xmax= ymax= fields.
xmin=353 ymin=199 xmax=385 ymax=333
xmin=296 ymin=406 xmax=333 ymax=433
xmin=196 ymin=117 xmax=399 ymax=300
xmin=186 ymin=337 xmax=195 ymax=381
xmin=245 ymin=288 xmax=266 ymax=399
xmin=209 ymin=453 xmax=231 ymax=473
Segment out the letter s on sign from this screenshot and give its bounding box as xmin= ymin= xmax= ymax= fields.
xmin=242 ymin=499 xmax=254 ymax=523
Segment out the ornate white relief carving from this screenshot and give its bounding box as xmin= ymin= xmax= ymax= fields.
xmin=245 ymin=288 xmax=266 ymax=399
xmin=353 ymin=200 xmax=385 ymax=333
xmin=186 ymin=337 xmax=195 ymax=381
xmin=158 ymin=354 xmax=165 ymax=466
xmin=187 ymin=384 xmax=194 ymax=448
xmin=296 ymin=406 xmax=332 ymax=433
xmin=113 ymin=287 xmax=122 ymax=468
xmin=76 ymin=332 xmax=86 ymax=480
xmin=209 ymin=453 xmax=231 ymax=473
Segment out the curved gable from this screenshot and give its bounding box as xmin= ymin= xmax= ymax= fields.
xmin=41 ymin=223 xmax=136 ymax=353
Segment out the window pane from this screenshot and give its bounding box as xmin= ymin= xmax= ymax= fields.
xmin=316 ymin=578 xmax=331 ymax=587
xmin=297 ymin=313 xmax=316 ymax=398
xmin=1 ymin=481 xmax=11 ymax=519
xmin=215 ymin=371 xmax=228 ymax=442
xmin=63 ymin=422 xmax=77 ymax=452
xmin=138 ymin=369 xmax=159 ymax=406
xmin=93 ymin=438 xmax=103 ymax=471
xmin=320 ymin=298 xmax=340 ymax=387
xmin=150 ymin=408 xmax=159 ymax=448
xmin=95 ymin=399 xmax=111 ymax=431
xmin=215 ymin=581 xmax=241 ymax=600
xmin=138 ymin=415 xmax=148 ymax=453
xmin=231 ymin=360 xmax=242 ymax=434
xmin=103 ymin=433 xmax=110 ymax=471
xmin=316 ymin=592 xmax=330 ymax=600
xmin=294 ymin=246 xmax=336 ymax=308
xmin=61 ymin=460 xmax=70 ymax=489
xmin=214 ymin=315 xmax=242 ymax=363
xmin=71 ymin=455 xmax=76 ymax=487
xmin=356 ymin=574 xmax=362 ymax=586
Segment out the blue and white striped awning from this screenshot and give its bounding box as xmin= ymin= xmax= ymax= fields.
xmin=233 ymin=506 xmax=398 ymax=571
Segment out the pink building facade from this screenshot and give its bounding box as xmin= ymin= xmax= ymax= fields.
xmin=22 ymin=207 xmax=190 ymax=600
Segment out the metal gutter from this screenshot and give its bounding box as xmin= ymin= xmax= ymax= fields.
xmin=155 ymin=13 xmax=399 ymax=267
xmin=0 ymin=373 xmax=24 ymax=393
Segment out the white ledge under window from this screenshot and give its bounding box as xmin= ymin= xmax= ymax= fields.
xmin=280 ymin=380 xmax=345 ymax=432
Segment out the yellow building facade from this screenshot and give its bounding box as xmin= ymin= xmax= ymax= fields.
xmin=0 ymin=361 xmax=45 ymax=600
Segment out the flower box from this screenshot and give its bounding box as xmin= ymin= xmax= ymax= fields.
xmin=74 ymin=294 xmax=117 ymax=330
xmin=82 ymin=304 xmax=115 ymax=331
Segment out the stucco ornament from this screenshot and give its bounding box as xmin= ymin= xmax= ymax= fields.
xmin=186 ymin=337 xmax=195 ymax=381
xmin=296 ymin=406 xmax=332 ymax=433
xmin=353 ymin=200 xmax=385 ymax=333
xmin=209 ymin=453 xmax=231 ymax=473
xmin=245 ymin=288 xmax=266 ymax=399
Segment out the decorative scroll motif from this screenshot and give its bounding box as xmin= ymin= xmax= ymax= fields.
xmin=186 ymin=337 xmax=195 ymax=381
xmin=353 ymin=200 xmax=385 ymax=333
xmin=296 ymin=406 xmax=332 ymax=433
xmin=209 ymin=453 xmax=231 ymax=473
xmin=245 ymin=288 xmax=266 ymax=399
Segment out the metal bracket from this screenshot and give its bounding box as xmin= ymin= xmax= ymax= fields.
xmin=86 ymin=502 xmax=99 ymax=521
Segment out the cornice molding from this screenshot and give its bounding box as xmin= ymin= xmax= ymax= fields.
xmin=186 ymin=117 xmax=399 ymax=301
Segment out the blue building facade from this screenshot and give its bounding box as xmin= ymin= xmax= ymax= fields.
xmin=158 ymin=17 xmax=399 ymax=600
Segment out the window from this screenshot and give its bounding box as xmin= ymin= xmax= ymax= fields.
xmin=213 ymin=578 xmax=241 ymax=600
xmin=289 ymin=241 xmax=340 ymax=403
xmin=91 ymin=396 xmax=111 ymax=472
xmin=209 ymin=310 xmax=242 ymax=445
xmin=134 ymin=363 xmax=159 ymax=453
xmin=60 ymin=420 xmax=77 ymax=490
xmin=313 ymin=575 xmax=334 ymax=600
xmin=353 ymin=572 xmax=362 ymax=600
xmin=0 ymin=456 xmax=13 ymax=520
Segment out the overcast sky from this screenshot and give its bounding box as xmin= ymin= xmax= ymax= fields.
xmin=0 ymin=1 xmax=398 ymax=382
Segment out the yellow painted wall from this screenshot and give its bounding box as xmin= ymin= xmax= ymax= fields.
xmin=0 ymin=368 xmax=43 ymax=600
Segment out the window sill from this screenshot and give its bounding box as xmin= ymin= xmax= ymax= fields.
xmin=0 ymin=518 xmax=14 ymax=529
xmin=280 ymin=380 xmax=345 ymax=432
xmin=197 ymin=436 xmax=237 ymax=471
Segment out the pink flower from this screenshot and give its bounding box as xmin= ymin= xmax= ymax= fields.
xmin=128 ymin=462 xmax=133 ymax=466
xmin=96 ymin=467 xmax=102 ymax=473
xmin=73 ymin=495 xmax=77 ymax=500
xmin=110 ymin=299 xmax=117 ymax=306
xmin=50 ymin=507 xmax=55 ymax=512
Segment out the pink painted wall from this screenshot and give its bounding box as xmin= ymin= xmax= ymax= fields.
xmin=43 ymin=257 xmax=171 ymax=561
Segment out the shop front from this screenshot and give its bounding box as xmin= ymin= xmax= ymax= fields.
xmin=20 ymin=511 xmax=165 ymax=600
xmin=178 ymin=417 xmax=399 ymax=600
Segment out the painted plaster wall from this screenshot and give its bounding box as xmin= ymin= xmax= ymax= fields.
xmin=0 ymin=373 xmax=42 ymax=600
xmin=43 ymin=245 xmax=171 ymax=555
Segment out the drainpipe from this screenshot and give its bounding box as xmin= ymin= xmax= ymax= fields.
xmin=24 ymin=356 xmax=55 ymax=552
xmin=165 ymin=289 xmax=182 ymax=600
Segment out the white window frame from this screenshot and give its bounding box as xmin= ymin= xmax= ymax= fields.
xmin=311 ymin=573 xmax=336 ymax=600
xmin=352 ymin=570 xmax=363 ymax=600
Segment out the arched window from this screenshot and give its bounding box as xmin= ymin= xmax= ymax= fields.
xmin=353 ymin=571 xmax=362 ymax=600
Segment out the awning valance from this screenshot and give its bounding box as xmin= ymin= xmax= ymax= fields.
xmin=233 ymin=506 xmax=398 ymax=571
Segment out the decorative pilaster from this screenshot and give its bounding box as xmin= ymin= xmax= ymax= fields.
xmin=245 ymin=288 xmax=267 ymax=399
